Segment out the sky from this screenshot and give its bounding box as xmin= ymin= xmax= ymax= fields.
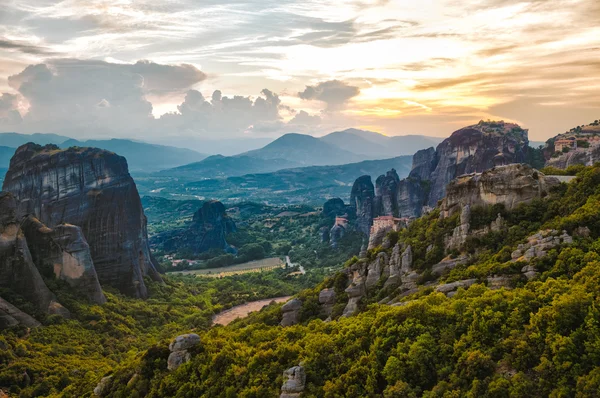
xmin=0 ymin=0 xmax=599 ymax=143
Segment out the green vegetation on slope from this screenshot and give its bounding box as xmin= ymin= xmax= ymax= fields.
xmin=95 ymin=164 xmax=600 ymax=397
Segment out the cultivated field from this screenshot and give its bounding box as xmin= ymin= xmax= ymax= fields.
xmin=170 ymin=257 xmax=285 ymax=278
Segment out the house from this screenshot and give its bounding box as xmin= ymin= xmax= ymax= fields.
xmin=554 ymin=138 xmax=576 ymax=152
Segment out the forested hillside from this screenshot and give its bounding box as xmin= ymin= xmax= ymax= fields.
xmin=86 ymin=164 xmax=600 ymax=397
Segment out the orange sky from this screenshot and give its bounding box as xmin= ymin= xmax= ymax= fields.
xmin=0 ymin=0 xmax=599 ymax=141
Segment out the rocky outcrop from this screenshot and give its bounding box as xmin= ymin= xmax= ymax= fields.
xmin=280 ymin=365 xmax=306 ymax=398
xmin=156 ymin=200 xmax=236 ymax=255
xmin=318 ymin=288 xmax=336 ymax=318
xmin=3 ymin=143 xmax=162 ymax=298
xmin=329 ymin=223 xmax=346 ymax=249
xmin=0 ymin=297 xmax=41 ymax=329
xmin=349 ymin=175 xmax=375 ymax=235
xmin=280 ymin=298 xmax=302 ymax=327
xmin=435 ymin=279 xmax=476 ymax=295
xmin=0 ymin=191 xmax=70 ymax=319
xmin=93 ymin=376 xmax=112 ymax=397
xmin=322 ymin=198 xmax=347 ymax=219
xmin=440 ymin=164 xmax=559 ymax=218
xmin=427 ymin=122 xmax=529 ymax=208
xmin=375 ymin=169 xmax=400 ymax=216
xmin=511 ymin=229 xmax=572 ymax=265
xmin=21 ymin=216 xmax=106 ymax=304
xmin=168 ymin=333 xmax=200 ymax=371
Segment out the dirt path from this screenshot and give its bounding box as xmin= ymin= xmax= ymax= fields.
xmin=212 ymin=296 xmax=292 ymax=326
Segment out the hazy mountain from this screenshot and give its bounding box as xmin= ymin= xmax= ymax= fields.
xmin=0 ymin=146 xmax=16 ymax=168
xmin=158 ymin=154 xmax=301 ymax=179
xmin=0 ymin=132 xmax=71 ymax=147
xmin=179 ymin=155 xmax=414 ymax=205
xmin=321 ymin=128 xmax=443 ymax=157
xmin=60 ymin=139 xmax=207 ymax=172
xmin=149 ymin=137 xmax=274 ymax=156
xmin=242 ymin=133 xmax=366 ymax=165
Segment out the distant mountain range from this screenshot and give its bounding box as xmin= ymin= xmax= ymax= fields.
xmin=160 ymin=155 xmax=301 ymax=179
xmin=241 ymin=133 xmax=366 ymax=166
xmin=320 ymin=128 xmax=443 ymax=158
xmin=158 ymin=130 xmax=443 ymax=180
xmin=137 ymin=156 xmax=414 ymax=205
xmin=0 ymin=133 xmax=207 ymax=172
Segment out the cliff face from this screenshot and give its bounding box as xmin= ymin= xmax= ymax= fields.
xmin=440 ymin=164 xmax=559 ymax=218
xmin=0 ymin=192 xmax=70 ymax=320
xmin=157 ymin=200 xmax=236 ymax=254
xmin=349 ymin=176 xmax=375 ymax=236
xmin=375 ymin=169 xmax=400 ymax=216
xmin=21 ymin=216 xmax=106 ymax=304
xmin=427 ymin=122 xmax=529 ymax=207
xmin=2 ymin=143 xmax=162 ymax=298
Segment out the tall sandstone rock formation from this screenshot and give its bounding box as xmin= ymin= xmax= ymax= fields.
xmin=348 ymin=121 xmax=530 ymax=237
xmin=0 ymin=192 xmax=70 ymax=319
xmin=3 ymin=143 xmax=162 ymax=298
xmin=154 ymin=200 xmax=236 ymax=254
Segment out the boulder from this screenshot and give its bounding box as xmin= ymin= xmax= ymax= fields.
xmin=280 ymin=365 xmax=306 ymax=398
xmin=167 ymin=351 xmax=191 ymax=371
xmin=435 ymin=279 xmax=476 ymax=294
xmin=3 ymin=144 xmax=163 ymax=298
xmin=167 ymin=333 xmax=200 ymax=371
xmin=93 ymin=376 xmax=112 ymax=397
xmin=318 ymin=289 xmax=336 ymax=317
xmin=281 ymin=298 xmax=302 ymax=327
xmin=169 ymin=333 xmax=201 ymax=352
xmin=401 ymin=245 xmax=413 ymax=274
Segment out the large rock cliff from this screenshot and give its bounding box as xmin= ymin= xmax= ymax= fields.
xmin=357 ymin=121 xmax=530 ymax=222
xmin=440 ymin=164 xmax=560 ymax=218
xmin=2 ymin=143 xmax=162 ymax=298
xmin=0 ymin=192 xmax=70 ymax=320
xmin=156 ymin=200 xmax=236 ymax=254
xmin=426 ymin=121 xmax=529 ymax=207
xmin=20 ymin=215 xmax=106 ymax=304
xmin=349 ymin=176 xmax=375 ymax=236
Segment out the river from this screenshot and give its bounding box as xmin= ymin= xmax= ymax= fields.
xmin=212 ymin=296 xmax=292 ymax=326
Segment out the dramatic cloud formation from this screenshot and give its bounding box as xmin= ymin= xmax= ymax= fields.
xmin=298 ymin=80 xmax=360 ymax=110
xmin=0 ymin=0 xmax=599 ymax=140
xmin=157 ymin=88 xmax=286 ymax=137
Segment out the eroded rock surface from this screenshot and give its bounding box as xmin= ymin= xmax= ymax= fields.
xmin=21 ymin=216 xmax=106 ymax=304
xmin=280 ymin=365 xmax=306 ymax=398
xmin=3 ymin=143 xmax=162 ymax=298
xmin=349 ymin=175 xmax=375 ymax=236
xmin=440 ymin=164 xmax=559 ymax=218
xmin=156 ymin=200 xmax=236 ymax=255
xmin=280 ymin=298 xmax=302 ymax=327
xmin=0 ymin=191 xmax=69 ymax=319
xmin=168 ymin=333 xmax=200 ymax=371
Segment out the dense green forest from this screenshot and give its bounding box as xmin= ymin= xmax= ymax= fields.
xmin=4 ymin=165 xmax=600 ymax=397
xmin=86 ymin=164 xmax=600 ymax=397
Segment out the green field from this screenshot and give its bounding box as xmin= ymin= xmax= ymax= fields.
xmin=168 ymin=257 xmax=285 ymax=277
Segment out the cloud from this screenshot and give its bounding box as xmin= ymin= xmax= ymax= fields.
xmin=298 ymin=80 xmax=360 ymax=110
xmin=1 ymin=59 xmax=207 ymax=137
xmin=0 ymin=38 xmax=56 ymax=56
xmin=288 ymin=110 xmax=322 ymax=126
xmin=0 ymin=93 xmax=22 ymax=125
xmin=157 ymin=88 xmax=286 ymax=137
